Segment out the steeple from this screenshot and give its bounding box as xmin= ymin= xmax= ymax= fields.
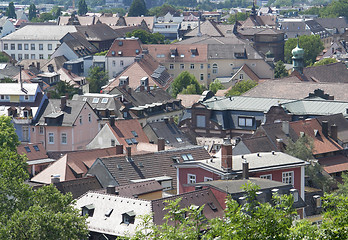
xmin=292 ymin=39 xmax=304 ymax=74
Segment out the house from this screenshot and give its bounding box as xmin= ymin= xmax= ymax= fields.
xmin=103 ymin=52 xmax=173 ymax=92
xmin=0 ymin=83 xmax=47 ymax=142
xmin=86 ymin=145 xmax=211 ymax=192
xmin=17 ymin=142 xmax=54 ymax=177
xmin=86 ymin=118 xmax=150 ymax=151
xmin=30 ymin=147 xmax=117 ymax=184
xmin=0 ymin=17 xmax=15 ymax=38
xmin=143 ymin=117 xmax=193 ymax=148
xmin=175 ymin=138 xmax=309 ymax=202
xmin=153 ymin=13 xmax=183 ymax=40
xmin=30 ymin=97 xmax=100 ymax=152
xmin=75 ymin=187 xmax=223 ymax=238
xmin=0 ymin=25 xmax=78 ymax=61
xmin=316 ymin=17 xmax=348 ymax=40
xmin=105 ymin=37 xmax=143 ymax=79
xmin=183 ymin=178 xmax=307 ymax=218
xmin=57 ymin=68 xmax=88 ymax=93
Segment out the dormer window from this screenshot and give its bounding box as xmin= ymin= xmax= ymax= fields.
xmin=118 ymin=41 xmax=123 ymax=46
xmin=118 ymin=51 xmax=123 ymax=56
xmin=111 ymin=51 xmax=116 ymax=56
xmin=122 ymin=211 xmax=135 ymax=224
xmin=81 ymin=204 xmax=95 ymax=217
xmin=135 ymin=49 xmax=140 ymax=54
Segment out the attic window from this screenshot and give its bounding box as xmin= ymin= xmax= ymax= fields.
xmin=118 ymin=51 xmax=123 ymax=55
xmin=111 ymin=51 xmax=116 ymax=56
xmin=131 ymin=138 xmax=138 ymax=144
xmin=172 ymin=157 xmax=179 ymax=163
xmin=314 ymin=129 xmax=319 ymax=137
xmin=122 ymin=211 xmax=135 ymax=224
xmin=131 ymin=131 xmax=138 ymax=137
xmin=190 ymin=48 xmax=198 ymax=56
xmin=33 ymin=145 xmax=40 ymax=151
xmin=82 ymin=97 xmax=87 ymax=102
xmin=92 ymin=98 xmax=99 ymax=103
xmin=105 ymin=208 xmax=113 ymax=217
xmin=118 ymin=41 xmax=123 ymax=46
xmin=135 ymin=49 xmax=140 ymax=54
xmin=24 ymin=146 xmax=31 ymax=153
xmin=208 ymin=202 xmax=217 ymax=211
xmin=101 ymin=98 xmax=108 ymax=104
xmin=176 ymin=137 xmax=183 ymax=143
xmin=181 ymin=154 xmax=194 ymax=161
xmin=82 ymin=204 xmax=95 ymax=217
xmin=125 ymin=139 xmax=133 ymax=145
xmin=117 ymin=164 xmax=122 ymax=170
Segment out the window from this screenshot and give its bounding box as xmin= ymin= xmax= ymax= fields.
xmin=39 ymin=54 xmax=44 ymax=59
xmin=24 ymin=146 xmax=31 ymax=153
xmin=169 ymin=64 xmax=174 ymax=69
xmin=79 ymin=116 xmax=82 ymax=124
xmin=180 ymin=54 xmax=185 ymax=57
xmin=39 ymin=126 xmax=44 ymax=134
xmin=48 ymin=44 xmax=52 ymax=50
xmin=125 ymin=139 xmax=133 ymax=145
xmin=61 ymin=133 xmax=67 ymax=144
xmin=111 ymin=139 xmax=116 ymax=146
xmin=11 ymin=54 xmax=15 ymax=59
xmin=112 ymin=60 xmax=116 ymax=66
xmin=101 ymin=98 xmax=108 ymax=103
xmin=238 ymin=117 xmax=253 ymax=127
xmin=33 ymin=145 xmax=40 ymax=151
xmin=24 ymin=54 xmax=29 ymax=59
xmin=208 ymin=73 xmax=210 ymax=78
xmin=92 ymin=98 xmax=99 ymax=103
xmin=188 ymin=174 xmax=196 ymax=184
xmin=196 ymin=115 xmax=206 ymax=128
xmin=18 ymin=54 xmax=22 ymax=60
xmin=131 ymin=138 xmax=138 ymax=144
xmin=180 ymin=64 xmax=184 ymax=69
xmin=39 ymin=44 xmax=43 ymax=50
xmin=131 ymin=131 xmax=138 ymax=137
xmin=200 ymin=64 xmax=204 ymax=69
xmin=120 ymin=60 xmax=124 ymax=66
xmin=176 ymin=137 xmax=183 ymax=142
xmin=190 ymin=64 xmax=194 ymax=69
xmin=23 ymin=110 xmax=28 ymax=118
xmin=82 ymin=204 xmax=95 ymax=217
xmin=11 ymin=44 xmax=15 ymax=50
xmin=4 ymin=44 xmax=8 ymax=50
xmin=24 ymin=44 xmax=28 ymax=50
xmin=88 ymin=113 xmax=91 ymax=122
xmin=31 ymin=44 xmax=35 ymax=50
xmin=282 ymin=171 xmax=294 ymax=185
xmin=208 ymin=64 xmax=210 ymax=68
xmin=182 ymin=154 xmax=193 ymax=161
xmin=204 ymin=177 xmax=213 ymax=182
xmin=200 ymin=74 xmax=204 ymax=81
xmin=31 ymin=54 xmax=35 ymax=59
xmin=48 ymin=133 xmax=54 ymax=144
xmin=24 ymin=95 xmax=29 ymax=101
xmin=18 ymin=44 xmax=22 ymax=50
xmin=239 ymin=74 xmax=244 ymax=80
xmin=212 ymin=63 xmax=218 ymax=74
xmin=123 ymin=112 xmax=128 ymax=118
xmin=260 ymin=174 xmax=272 ymax=180
xmin=122 ymin=211 xmax=135 ymax=224
xmin=135 ymin=49 xmax=140 ymax=54
xmin=22 ymin=126 xmax=29 ymax=141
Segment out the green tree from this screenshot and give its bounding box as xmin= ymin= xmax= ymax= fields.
xmin=125 ymin=29 xmax=164 ymax=44
xmin=209 ymin=79 xmax=225 ymax=94
xmin=87 ymin=66 xmax=108 ymax=93
xmin=95 ymin=50 xmax=108 ymax=56
xmin=128 ymin=0 xmax=147 ymax=17
xmin=306 ymin=161 xmax=335 ymax=192
xmin=51 ymin=6 xmax=62 ymax=19
xmin=274 ymin=60 xmax=289 ymax=78
xmin=284 ymin=35 xmax=324 ymax=66
xmin=285 ymin=135 xmax=313 ymax=161
xmin=0 ymin=52 xmax=9 ymax=63
xmin=48 ymin=81 xmax=79 ymax=99
xmin=78 ymin=0 xmax=88 ymax=15
xmin=171 ymin=71 xmax=203 ymax=97
xmin=0 ymin=116 xmax=20 ymax=151
xmin=6 ymin=2 xmax=16 ymax=19
xmin=227 ymin=12 xmax=249 ymax=24
xmin=312 ymin=58 xmax=337 ymax=67
xmin=225 ymin=80 xmax=257 ymax=96
xmin=28 ymin=4 xmax=37 ymax=20
xmin=148 ymin=4 xmax=180 ymax=16
xmin=0 ymin=77 xmax=13 ymax=83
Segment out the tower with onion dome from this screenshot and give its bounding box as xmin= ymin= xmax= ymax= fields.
xmin=292 ymin=40 xmax=304 ymax=74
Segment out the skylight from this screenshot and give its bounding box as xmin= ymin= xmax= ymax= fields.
xmin=24 ymin=146 xmax=31 ymax=153
xmin=101 ymin=98 xmax=108 ymax=104
xmin=33 ymin=145 xmax=40 ymax=151
xmin=92 ymin=98 xmax=99 ymax=103
xmin=131 ymin=131 xmax=138 ymax=137
xmin=176 ymin=137 xmax=183 ymax=143
xmin=125 ymin=139 xmax=133 ymax=145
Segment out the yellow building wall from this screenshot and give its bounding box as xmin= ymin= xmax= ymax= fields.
xmin=10 ymin=95 xmax=20 ymax=102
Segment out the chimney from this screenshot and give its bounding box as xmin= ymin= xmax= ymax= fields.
xmin=276 ymin=138 xmax=284 ymax=152
xmin=116 ymin=144 xmax=123 ymax=154
xmin=164 ymin=117 xmax=169 ymax=124
xmin=106 ymin=185 xmax=116 ymax=194
xmin=109 ymin=117 xmax=115 ymax=127
xmin=282 ymin=121 xmax=289 ymax=135
xmin=140 ymin=85 xmax=145 ymax=92
xmin=221 ymin=138 xmax=233 ymax=171
xmin=36 ymin=61 xmax=40 ymax=71
xmin=170 ymin=117 xmax=174 ymax=124
xmin=60 ymin=96 xmax=67 ymax=111
xmin=127 ymin=87 xmax=132 ymax=95
xmin=51 ymin=174 xmax=60 ymax=184
xmin=126 ymin=146 xmax=131 ymax=160
xmin=322 ymin=121 xmax=328 ymax=137
xmin=158 ymin=138 xmax=165 ymax=151
xmin=330 ymin=124 xmax=338 ymax=141
xmin=242 ymin=160 xmax=249 ymax=179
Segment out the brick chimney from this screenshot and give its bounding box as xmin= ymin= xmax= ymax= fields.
xmin=109 ymin=117 xmax=115 ymax=127
xmin=221 ymin=138 xmax=232 ymax=172
xmin=158 ymin=138 xmax=165 ymax=151
xmin=51 ymin=174 xmax=60 ymax=184
xmin=322 ymin=121 xmax=328 ymax=137
xmin=242 ymin=160 xmax=249 ymax=179
xmin=126 ymin=146 xmax=131 ymax=160
xmin=276 ymin=138 xmax=285 ymax=152
xmin=60 ymin=96 xmax=67 ymax=111
xmin=116 ymin=144 xmax=123 ymax=155
xmin=330 ymin=124 xmax=338 ymax=141
xmin=106 ymin=185 xmax=116 ymax=194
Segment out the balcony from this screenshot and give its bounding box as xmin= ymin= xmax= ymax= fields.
xmin=12 ymin=117 xmax=32 ymax=124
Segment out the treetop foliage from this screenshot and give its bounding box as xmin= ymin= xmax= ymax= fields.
xmin=125 ymin=29 xmax=165 ymax=44
xmin=225 ymin=80 xmax=257 ymax=96
xmin=312 ymin=58 xmax=338 ymax=67
xmin=128 ymin=0 xmax=147 ymax=17
xmin=87 ymin=66 xmax=108 ymax=93
xmin=274 ymin=60 xmax=289 ymax=79
xmin=171 ymin=71 xmax=204 ymax=97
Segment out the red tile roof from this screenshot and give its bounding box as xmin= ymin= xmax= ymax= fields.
xmin=106 ymin=38 xmax=142 ymax=57
xmin=290 ymin=119 xmax=343 ymax=155
xmin=17 ymin=143 xmax=48 ymax=161
xmin=319 ymin=155 xmax=348 ymax=174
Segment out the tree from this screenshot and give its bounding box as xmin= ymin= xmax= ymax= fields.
xmin=284 ymin=35 xmax=324 ymax=67
xmin=312 ymin=58 xmax=337 ymax=67
xmin=0 ymin=116 xmax=88 ymax=239
xmin=28 ymin=4 xmax=37 ymax=20
xmin=128 ymin=0 xmax=147 ymax=17
xmin=87 ymin=66 xmax=108 ymax=93
xmin=6 ymin=2 xmax=16 ymax=19
xmin=148 ymin=4 xmax=180 ymax=16
xmin=51 ymin=6 xmax=62 ymax=19
xmin=285 ymin=135 xmax=313 ymax=161
xmin=48 ymin=81 xmax=79 ymax=99
xmin=125 ymin=29 xmax=164 ymax=44
xmin=171 ymin=71 xmax=204 ymax=97
xmin=209 ymin=79 xmax=225 ymax=94
xmin=78 ymin=0 xmax=88 ymax=16
xmin=0 ymin=52 xmax=9 ymax=63
xmin=225 ymin=80 xmax=257 ymax=96
xmin=274 ymin=60 xmax=289 ymax=78
xmin=227 ymin=12 xmax=249 ymax=24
